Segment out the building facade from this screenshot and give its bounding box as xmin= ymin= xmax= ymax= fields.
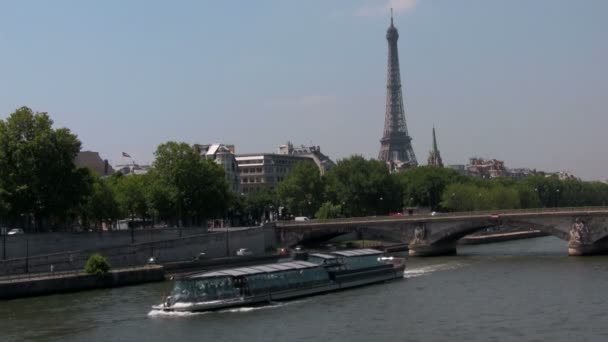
xmin=277 ymin=142 xmax=335 ymax=175
xmin=236 ymin=153 xmax=314 ymax=194
xmin=75 ymin=151 xmax=114 ymax=176
xmin=114 ymin=163 xmax=151 ymax=176
xmin=194 ymin=143 xmax=240 ymax=194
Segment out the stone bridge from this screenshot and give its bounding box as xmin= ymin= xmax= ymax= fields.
xmin=274 ymin=207 xmax=608 ymax=256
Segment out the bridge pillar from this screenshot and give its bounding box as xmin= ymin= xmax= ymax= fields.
xmin=408 ymin=242 xmax=457 ymax=257
xmin=568 ymin=241 xmax=608 ymax=256
xmin=567 ymin=218 xmax=608 ymax=256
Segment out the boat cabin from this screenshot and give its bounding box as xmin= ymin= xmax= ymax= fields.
xmin=168 ymin=261 xmax=330 ymax=306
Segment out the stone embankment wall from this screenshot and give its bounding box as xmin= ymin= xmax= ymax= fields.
xmin=0 ymin=226 xmax=278 ymax=276
xmin=2 ymin=227 xmax=209 ymax=259
xmin=0 ymin=265 xmax=165 ymax=300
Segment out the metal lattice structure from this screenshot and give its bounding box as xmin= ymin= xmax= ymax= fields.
xmin=378 ymin=13 xmax=417 ymax=169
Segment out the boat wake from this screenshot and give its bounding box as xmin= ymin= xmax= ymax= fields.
xmin=147 ymin=309 xmax=209 ymax=318
xmin=220 ymin=300 xmax=304 ymax=313
xmin=148 ymin=299 xmax=308 ymax=318
xmin=403 ymin=262 xmax=466 ymax=279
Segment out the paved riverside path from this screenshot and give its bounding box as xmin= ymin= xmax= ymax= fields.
xmin=274 ymin=207 xmax=608 ymax=256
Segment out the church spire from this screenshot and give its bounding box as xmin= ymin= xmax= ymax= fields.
xmin=427 ymin=126 xmax=443 ymax=167
xmin=432 ymin=126 xmax=438 ymax=153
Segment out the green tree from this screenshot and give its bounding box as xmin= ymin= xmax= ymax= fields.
xmin=395 ymin=166 xmax=465 ymax=210
xmin=277 ymin=161 xmax=324 ymax=217
xmin=84 ymin=253 xmax=111 ymax=275
xmin=324 ymin=156 xmax=401 ymax=217
xmin=83 ymin=175 xmax=120 ymax=230
xmin=242 ymin=189 xmax=276 ymax=224
xmin=440 ymin=183 xmax=480 ymax=211
xmin=145 ymin=172 xmax=176 ymax=225
xmin=153 ymin=142 xmax=230 ymax=226
xmin=315 ymin=201 xmax=343 ymax=219
xmin=485 ymin=185 xmax=521 ymax=210
xmin=109 ymin=173 xmax=149 ymax=224
xmin=0 ymin=106 xmax=91 ymax=231
xmin=515 ymin=183 xmax=542 ymax=209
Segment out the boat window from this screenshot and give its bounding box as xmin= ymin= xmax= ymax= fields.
xmin=170 ymin=277 xmax=237 ymax=304
xmin=341 ymin=255 xmax=384 ymax=270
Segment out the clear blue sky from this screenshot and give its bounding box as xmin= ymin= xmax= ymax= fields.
xmin=1 ymin=0 xmax=606 ymax=180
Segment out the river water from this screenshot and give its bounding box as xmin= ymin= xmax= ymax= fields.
xmin=2 ymin=236 xmax=608 ymax=342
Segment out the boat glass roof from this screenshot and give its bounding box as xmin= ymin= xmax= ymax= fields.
xmin=188 ymin=261 xmax=319 ymax=279
xmin=309 ymin=253 xmax=337 ymax=259
xmin=331 ymin=249 xmax=383 ymax=257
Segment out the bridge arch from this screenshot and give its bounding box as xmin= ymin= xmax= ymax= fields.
xmin=428 ymin=219 xmax=569 ymax=246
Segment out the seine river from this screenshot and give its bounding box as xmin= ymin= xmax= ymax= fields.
xmin=3 ymin=236 xmax=608 ymax=342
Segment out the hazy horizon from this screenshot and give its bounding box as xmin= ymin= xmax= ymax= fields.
xmin=1 ymin=0 xmax=606 ymax=180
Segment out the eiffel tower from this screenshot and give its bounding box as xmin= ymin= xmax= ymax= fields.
xmin=378 ymin=11 xmax=417 ymax=171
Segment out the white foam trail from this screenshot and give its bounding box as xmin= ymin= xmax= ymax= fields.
xmin=147 ymin=309 xmax=208 ymax=317
xmin=220 ymin=299 xmax=307 ymax=313
xmin=148 ymin=299 xmax=309 ymax=317
xmin=403 ymin=262 xmax=466 ymax=279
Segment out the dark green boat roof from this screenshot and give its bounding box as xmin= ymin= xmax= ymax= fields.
xmin=187 ymin=261 xmax=319 ymax=279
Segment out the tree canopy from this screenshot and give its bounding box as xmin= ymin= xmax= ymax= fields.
xmin=277 ymin=161 xmax=324 ymax=217
xmin=0 ymin=107 xmax=91 ymax=230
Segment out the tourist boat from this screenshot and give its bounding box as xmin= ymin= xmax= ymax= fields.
xmin=153 ymin=248 xmax=405 ymax=312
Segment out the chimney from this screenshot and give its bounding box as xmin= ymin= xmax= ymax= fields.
xmin=104 ymin=159 xmax=109 ymax=175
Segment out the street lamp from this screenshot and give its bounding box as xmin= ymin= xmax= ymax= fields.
xmin=1 ymin=227 xmax=6 ymax=260
xmin=225 ymin=225 xmax=230 ymax=257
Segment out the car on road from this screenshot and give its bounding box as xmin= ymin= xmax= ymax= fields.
xmin=7 ymin=228 xmax=24 ymax=235
xmin=294 ymin=216 xmax=310 ymax=222
xmin=236 ymin=248 xmax=254 ymax=257
xmin=194 ymin=252 xmax=207 ymax=260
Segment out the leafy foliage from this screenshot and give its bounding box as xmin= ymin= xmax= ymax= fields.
xmin=0 ymin=107 xmax=91 ymax=230
xmin=324 ymin=156 xmax=401 ymax=217
xmin=315 ymin=201 xmax=343 ymax=219
xmin=277 ymin=161 xmax=324 ymax=217
xmin=395 ymin=166 xmax=465 ymax=210
xmin=84 ymin=253 xmax=111 ymax=275
xmin=152 ymin=141 xmax=230 ymax=226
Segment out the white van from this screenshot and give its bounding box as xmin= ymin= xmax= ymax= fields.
xmin=294 ymin=216 xmax=310 ymax=222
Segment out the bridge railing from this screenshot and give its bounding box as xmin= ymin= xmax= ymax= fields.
xmin=277 ymin=206 xmax=608 ymax=226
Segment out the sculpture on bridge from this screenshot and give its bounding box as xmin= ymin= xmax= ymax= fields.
xmin=569 ymin=218 xmax=590 ymax=244
xmin=411 ymin=224 xmax=427 ymax=245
